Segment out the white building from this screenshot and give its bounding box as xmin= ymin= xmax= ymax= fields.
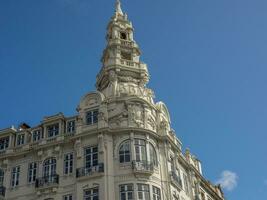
xmin=0 ymin=1 xmax=225 ymax=200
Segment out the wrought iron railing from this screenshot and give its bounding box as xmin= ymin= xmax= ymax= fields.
xmin=132 ymin=160 xmax=154 ymax=173
xmin=35 ymin=174 xmax=59 ymax=188
xmin=76 ymin=163 xmax=104 ymax=178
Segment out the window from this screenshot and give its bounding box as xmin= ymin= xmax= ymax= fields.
xmin=152 ymin=186 xmax=161 ymax=200
xmin=32 ymin=129 xmax=42 ymax=142
xmin=67 ymin=121 xmax=75 ymax=133
xmin=121 ymin=52 xmax=132 ymax=60
xmin=11 ymin=166 xmax=20 ymax=187
xmin=43 ymin=158 xmax=57 ymax=179
xmin=64 ymin=153 xmax=73 ymax=175
xmin=135 ymin=139 xmax=147 ymax=162
xmin=120 ymin=32 xmax=127 ymax=40
xmin=0 ymin=169 xmax=4 ymax=186
xmin=119 ymin=141 xmax=131 ymax=163
xmin=0 ymin=137 xmax=9 ymax=150
xmin=84 ymin=187 xmax=99 ymax=200
xmin=183 ymin=173 xmax=189 ymax=194
xmin=63 ymin=194 xmax=73 ymax=200
xmin=137 ymin=184 xmax=150 ymax=200
xmin=28 ymin=162 xmax=37 ymax=183
xmin=85 ymin=147 xmax=98 ymax=168
xmin=120 ymin=184 xmax=133 ymax=200
xmin=17 ymin=134 xmax=25 ymax=146
xmin=47 ymin=124 xmax=59 ymax=137
xmin=149 ymin=143 xmax=157 ymax=166
xmin=86 ymin=110 xmax=98 ymax=125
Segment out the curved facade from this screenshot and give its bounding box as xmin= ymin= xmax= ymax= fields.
xmin=0 ymin=1 xmax=225 ymax=200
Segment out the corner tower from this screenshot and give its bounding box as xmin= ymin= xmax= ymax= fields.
xmin=96 ymin=0 xmax=152 ymax=103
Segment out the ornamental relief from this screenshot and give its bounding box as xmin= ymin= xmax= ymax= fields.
xmin=107 ymin=101 xmax=157 ymax=132
xmin=117 ymin=83 xmax=154 ymax=103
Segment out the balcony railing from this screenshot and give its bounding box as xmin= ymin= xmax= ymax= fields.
xmin=0 ymin=186 xmax=5 ymax=197
xmin=35 ymin=174 xmax=59 ymax=188
xmin=170 ymin=171 xmax=183 ymax=189
xmin=76 ymin=163 xmax=104 ymax=178
xmin=132 ymin=160 xmax=154 ymax=174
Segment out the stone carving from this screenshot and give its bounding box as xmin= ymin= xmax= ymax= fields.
xmin=128 ymin=104 xmax=144 ymax=128
xmin=85 ymin=97 xmax=97 ymax=106
xmin=118 ymin=76 xmax=139 ymax=84
xmin=108 ymin=70 xmax=118 ymax=96
xmin=117 ymin=83 xmax=154 ymax=103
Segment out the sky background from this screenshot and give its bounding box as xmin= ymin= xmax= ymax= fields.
xmin=0 ymin=0 xmax=267 ymax=199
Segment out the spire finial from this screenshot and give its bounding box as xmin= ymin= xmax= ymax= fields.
xmin=115 ymin=0 xmax=123 ymax=15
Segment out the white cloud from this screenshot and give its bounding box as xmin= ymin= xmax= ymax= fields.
xmin=216 ymin=170 xmax=238 ymax=191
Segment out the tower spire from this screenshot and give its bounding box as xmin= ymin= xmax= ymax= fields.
xmin=115 ymin=0 xmax=123 ymax=15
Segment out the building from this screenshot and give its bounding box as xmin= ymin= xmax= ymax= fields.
xmin=0 ymin=1 xmax=225 ymax=200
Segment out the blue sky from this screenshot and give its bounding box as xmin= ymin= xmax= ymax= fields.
xmin=0 ymin=0 xmax=267 ymax=199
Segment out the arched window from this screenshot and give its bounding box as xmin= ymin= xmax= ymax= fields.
xmin=119 ymin=140 xmax=131 ymax=163
xmin=149 ymin=143 xmax=157 ymax=166
xmin=120 ymin=32 xmax=127 ymax=40
xmin=0 ymin=169 xmax=4 ymax=186
xmin=43 ymin=158 xmax=56 ymax=177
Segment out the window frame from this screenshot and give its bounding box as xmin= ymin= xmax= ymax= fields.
xmin=120 ymin=184 xmax=134 ymax=200
xmin=32 ymin=129 xmax=42 ymax=142
xmin=0 ymin=137 xmax=9 ymax=150
xmin=63 ymin=194 xmax=73 ymax=200
xmin=84 ymin=146 xmax=98 ymax=169
xmin=137 ymin=183 xmax=150 ymax=200
xmin=119 ymin=140 xmax=131 ymax=163
xmin=11 ymin=166 xmax=20 ymax=187
xmin=84 ymin=187 xmax=99 ymax=200
xmin=47 ymin=123 xmax=60 ymax=138
xmin=152 ymin=186 xmax=161 ymax=200
xmin=17 ymin=134 xmax=25 ymax=146
xmin=67 ymin=120 xmax=75 ymax=133
xmin=86 ymin=110 xmax=99 ymax=125
xmin=64 ymin=152 xmax=74 ymax=175
xmin=28 ymin=162 xmax=37 ymax=183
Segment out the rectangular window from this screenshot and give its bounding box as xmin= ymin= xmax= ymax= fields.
xmin=32 ymin=129 xmax=42 ymax=142
xmin=47 ymin=124 xmax=59 ymax=137
xmin=84 ymin=187 xmax=99 ymax=200
xmin=17 ymin=134 xmax=25 ymax=146
xmin=0 ymin=137 xmax=9 ymax=150
xmin=67 ymin=121 xmax=75 ymax=133
xmin=85 ymin=147 xmax=98 ymax=168
xmin=137 ymin=184 xmax=150 ymax=200
xmin=64 ymin=153 xmax=73 ymax=175
xmin=134 ymin=139 xmax=147 ymax=162
xmin=152 ymin=186 xmax=161 ymax=200
xmin=63 ymin=194 xmax=73 ymax=200
xmin=11 ymin=166 xmax=20 ymax=187
xmin=120 ymin=184 xmax=133 ymax=200
xmin=86 ymin=110 xmax=98 ymax=125
xmin=28 ymin=162 xmax=37 ymax=183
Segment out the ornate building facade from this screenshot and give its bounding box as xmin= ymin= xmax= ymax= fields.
xmin=0 ymin=1 xmax=225 ymax=200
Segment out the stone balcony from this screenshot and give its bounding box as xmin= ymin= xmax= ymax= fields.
xmin=132 ymin=160 xmax=154 ymax=175
xmin=108 ymin=38 xmax=138 ymax=48
xmin=35 ymin=174 xmax=59 ymax=189
xmin=170 ymin=171 xmax=183 ymax=190
xmin=76 ymin=163 xmax=104 ymax=180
